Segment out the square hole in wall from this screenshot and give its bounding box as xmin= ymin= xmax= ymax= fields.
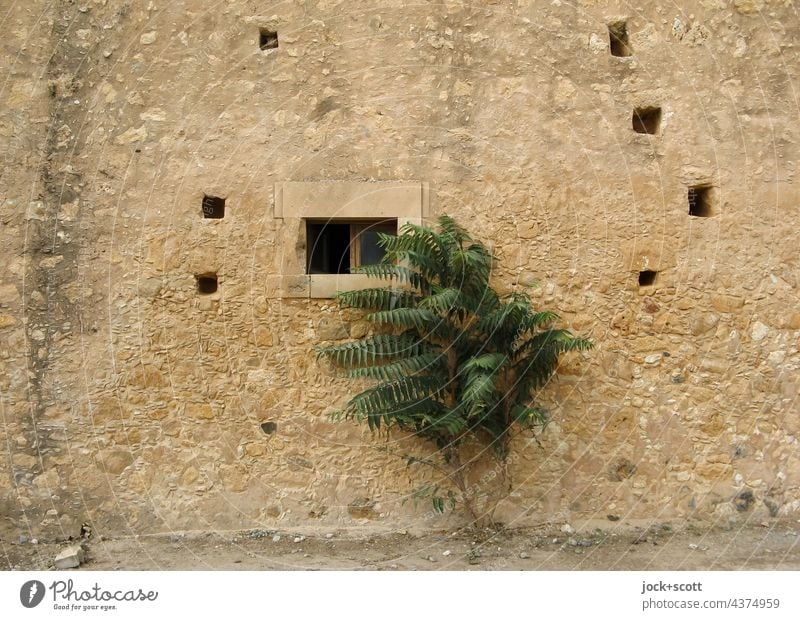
xmin=688 ymin=185 xmax=713 ymax=217
xmin=608 ymin=21 xmax=632 ymax=57
xmin=202 ymin=195 xmax=225 ymax=219
xmin=259 ymin=29 xmax=278 ymax=50
xmin=638 ymin=270 xmax=657 ymax=287
xmin=196 ymin=273 xmax=218 ymax=294
xmin=632 ymin=106 xmax=661 ymax=134
xmin=306 ymin=219 xmax=397 ymax=275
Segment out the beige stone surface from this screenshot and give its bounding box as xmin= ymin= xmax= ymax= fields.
xmin=1 ymin=0 xmax=799 ymax=541
xmin=276 ymin=181 xmax=426 ymax=219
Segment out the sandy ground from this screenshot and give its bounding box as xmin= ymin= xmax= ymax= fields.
xmin=4 ymin=520 xmax=800 ymax=571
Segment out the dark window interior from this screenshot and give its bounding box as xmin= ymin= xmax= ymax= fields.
xmin=307 ymin=222 xmax=351 ymax=274
xmin=609 ymin=21 xmax=632 ymax=57
xmin=638 ymin=270 xmax=657 ymax=287
xmin=358 ymin=226 xmax=389 ymax=266
xmin=688 ymin=186 xmax=713 ymax=217
xmin=306 ymin=219 xmax=397 ymax=275
xmin=202 ymin=195 xmax=225 ymax=219
xmin=260 ymin=29 xmax=278 ymax=50
xmin=196 ymin=274 xmax=218 ymax=294
xmin=632 ymin=107 xmax=661 ymax=134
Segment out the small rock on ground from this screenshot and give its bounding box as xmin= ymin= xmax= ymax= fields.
xmin=54 ymin=544 xmax=85 ymax=570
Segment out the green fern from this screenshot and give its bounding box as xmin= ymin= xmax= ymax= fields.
xmin=316 ymin=215 xmax=592 ymax=521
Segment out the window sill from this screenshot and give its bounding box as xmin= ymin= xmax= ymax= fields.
xmin=267 ymin=274 xmax=397 ymax=299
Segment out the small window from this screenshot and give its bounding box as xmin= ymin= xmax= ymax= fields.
xmin=196 ymin=273 xmax=218 ymax=294
xmin=688 ymin=185 xmax=713 ymax=217
xmin=202 ymin=195 xmax=225 ymax=219
xmin=306 ymin=219 xmax=397 ymax=275
xmin=632 ymin=106 xmax=661 ymax=134
xmin=259 ymin=29 xmax=278 ymax=50
xmin=638 ymin=270 xmax=657 ymax=287
xmin=608 ymin=21 xmax=632 ymax=57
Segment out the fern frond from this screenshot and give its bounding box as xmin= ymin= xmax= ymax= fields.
xmin=522 ymin=310 xmax=560 ymax=330
xmin=436 ymin=214 xmax=470 ymax=246
xmin=383 ymin=249 xmax=446 ymax=284
xmin=344 ymin=352 xmax=445 ymax=381
xmin=345 ymin=375 xmax=446 ymax=418
xmin=350 ymin=263 xmax=430 ymax=291
xmin=367 ymin=307 xmax=439 ymax=330
xmin=422 ymin=409 xmax=469 ymax=435
xmin=476 ymin=294 xmax=548 ymax=348
xmin=317 ymin=333 xmax=426 ymax=368
xmin=335 ymin=288 xmax=418 ymax=311
xmin=450 ymin=243 xmax=494 ymax=285
xmin=386 ymin=223 xmax=448 ymax=266
xmin=418 ymin=287 xmax=463 ymax=314
xmin=460 ymin=352 xmax=508 ymax=373
xmin=514 ymin=330 xmax=591 ymax=393
xmin=510 ymin=404 xmax=549 ymax=428
xmin=460 ymin=372 xmax=498 ymax=418
xmin=516 ymin=329 xmax=592 ymax=358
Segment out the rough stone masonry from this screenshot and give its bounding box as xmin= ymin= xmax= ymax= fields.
xmin=1 ymin=0 xmax=798 ymax=541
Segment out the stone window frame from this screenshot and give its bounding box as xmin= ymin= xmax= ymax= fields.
xmin=271 ymin=181 xmax=430 ymax=298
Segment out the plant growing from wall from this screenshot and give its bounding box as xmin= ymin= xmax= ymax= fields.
xmin=316 ymin=215 xmax=591 ymax=524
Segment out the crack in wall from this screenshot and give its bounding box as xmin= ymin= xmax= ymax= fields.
xmin=20 ymin=0 xmax=93 ymax=538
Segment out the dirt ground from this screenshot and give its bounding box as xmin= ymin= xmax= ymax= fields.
xmin=4 ymin=520 xmax=800 ymax=571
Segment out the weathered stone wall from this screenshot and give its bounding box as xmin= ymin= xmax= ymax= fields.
xmin=2 ymin=0 xmax=799 ymax=540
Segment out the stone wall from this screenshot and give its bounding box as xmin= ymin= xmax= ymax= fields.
xmin=1 ymin=0 xmax=798 ymax=540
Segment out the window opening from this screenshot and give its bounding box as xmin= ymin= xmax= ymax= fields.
xmin=609 ymin=21 xmax=632 ymax=57
xmin=688 ymin=185 xmax=713 ymax=217
xmin=632 ymin=106 xmax=661 ymax=134
xmin=638 ymin=270 xmax=657 ymax=287
xmin=260 ymin=29 xmax=278 ymax=50
xmin=196 ymin=273 xmax=218 ymax=294
xmin=306 ymin=219 xmax=397 ymax=275
xmin=202 ymin=195 xmax=225 ymax=219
